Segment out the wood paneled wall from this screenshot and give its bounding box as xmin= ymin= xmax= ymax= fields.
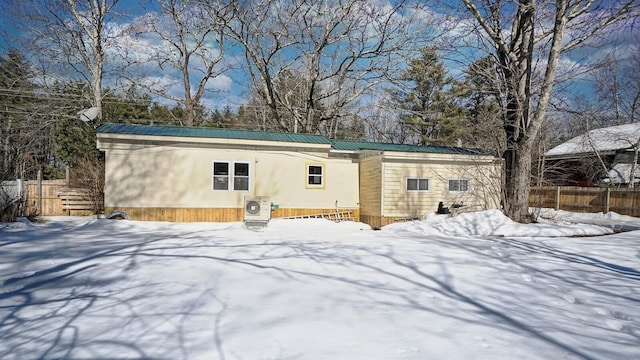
xmin=105 ymin=207 xmax=360 ymax=223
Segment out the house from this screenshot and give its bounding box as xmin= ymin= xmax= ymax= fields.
xmin=96 ymin=123 xmax=502 ymax=228
xmin=545 ymin=123 xmax=640 ymax=186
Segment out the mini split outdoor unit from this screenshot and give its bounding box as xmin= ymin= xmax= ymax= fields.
xmin=244 ymin=196 xmax=271 ymax=223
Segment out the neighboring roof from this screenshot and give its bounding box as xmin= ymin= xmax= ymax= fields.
xmin=546 ymin=123 xmax=640 ymax=158
xmin=97 ymin=123 xmax=494 ymax=156
xmin=96 ymin=123 xmax=332 ymax=145
xmin=602 ymin=163 xmax=640 ymax=184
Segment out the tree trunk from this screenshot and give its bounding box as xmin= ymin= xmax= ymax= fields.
xmin=92 ymin=72 xmax=103 ymax=124
xmin=184 ymin=91 xmax=195 ymax=127
xmin=3 ymin=118 xmax=11 ymax=176
xmin=503 ymin=142 xmax=533 ymax=223
xmin=629 ymin=138 xmax=640 ymax=188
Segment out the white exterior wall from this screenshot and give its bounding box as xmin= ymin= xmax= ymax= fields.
xmin=102 ymin=143 xmax=359 ymax=209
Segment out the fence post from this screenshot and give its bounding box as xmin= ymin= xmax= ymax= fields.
xmin=37 ymin=169 xmax=42 ymax=215
xmin=555 ymin=186 xmax=560 ymax=211
xmin=65 ymin=166 xmax=70 ymax=216
xmin=604 ymin=187 xmax=610 ymax=213
xmin=16 ymin=179 xmax=23 ymax=216
xmin=16 ymin=179 xmax=22 ymax=199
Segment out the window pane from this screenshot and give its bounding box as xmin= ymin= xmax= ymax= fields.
xmin=449 ymin=179 xmax=469 ymax=192
xmin=309 ymin=175 xmax=322 ymax=185
xmin=460 ymin=180 xmax=469 ymax=191
xmin=309 ymin=165 xmax=323 ymax=175
xmin=307 ymin=165 xmax=323 ymax=186
xmin=214 ymin=162 xmax=228 ymax=175
xmin=234 ymin=177 xmax=249 ymax=191
xmin=407 ymin=178 xmax=418 ymax=191
xmin=213 ymin=177 xmax=228 ymax=190
xmin=234 ymin=163 xmax=249 ymax=176
xmin=213 ymin=162 xmax=229 ymax=191
xmin=407 ymin=178 xmax=429 ymax=191
xmin=449 ymin=180 xmax=459 ymax=191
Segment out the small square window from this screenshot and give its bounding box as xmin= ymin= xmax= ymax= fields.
xmin=407 ymin=177 xmax=429 ymax=192
xmin=449 ymin=179 xmax=470 ymax=192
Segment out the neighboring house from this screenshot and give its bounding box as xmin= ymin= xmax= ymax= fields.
xmin=96 ymin=123 xmax=502 ymax=228
xmin=545 ymin=123 xmax=640 ymax=186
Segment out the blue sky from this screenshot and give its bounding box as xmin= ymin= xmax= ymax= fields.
xmin=0 ymin=0 xmax=637 ymax=115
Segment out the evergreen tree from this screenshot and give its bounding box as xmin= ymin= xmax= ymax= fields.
xmin=148 ymin=103 xmax=180 ymax=125
xmin=45 ymin=82 xmax=98 ymax=168
xmin=456 ymin=57 xmax=506 ymax=152
xmin=102 ymin=89 xmax=154 ymax=125
xmin=388 ymin=47 xmax=465 ymax=146
xmin=205 ymin=105 xmax=238 ymax=128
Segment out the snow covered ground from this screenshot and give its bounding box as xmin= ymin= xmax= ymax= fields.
xmin=1 ymin=209 xmax=639 ymax=360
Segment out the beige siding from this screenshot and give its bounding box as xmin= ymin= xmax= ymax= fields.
xmin=359 ymin=155 xmax=383 ymax=216
xmin=103 ymin=145 xmax=359 ymax=210
xmin=382 ymin=154 xmax=502 ymax=217
xmin=99 ymin=133 xmax=503 ymax=226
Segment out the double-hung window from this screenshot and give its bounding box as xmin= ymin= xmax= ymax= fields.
xmin=449 ymin=179 xmax=470 ymax=192
xmin=213 ymin=162 xmax=229 ymax=190
xmin=213 ymin=161 xmax=250 ymax=191
xmin=406 ymin=177 xmax=429 ymax=192
xmin=233 ymin=162 xmax=250 ymax=191
xmin=306 ymin=163 xmax=324 ymax=188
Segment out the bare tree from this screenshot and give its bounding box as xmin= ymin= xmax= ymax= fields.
xmin=6 ymin=0 xmax=124 ymax=125
xmin=222 ymin=0 xmax=431 ymax=135
xmin=69 ymin=153 xmax=105 ymax=215
xmin=593 ymin=39 xmax=640 ymax=126
xmin=127 ymin=0 xmax=233 ymax=126
xmin=456 ymin=0 xmax=639 ymax=222
xmin=0 ymin=48 xmax=62 ymax=181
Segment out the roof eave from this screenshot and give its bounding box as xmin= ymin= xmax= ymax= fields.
xmin=96 ymin=132 xmax=332 ymax=150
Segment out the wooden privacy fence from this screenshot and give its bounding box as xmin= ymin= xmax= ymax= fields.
xmin=25 ymin=175 xmax=101 ymax=216
xmin=530 ymin=186 xmax=640 ymax=217
xmin=27 ymin=179 xmax=67 ymax=216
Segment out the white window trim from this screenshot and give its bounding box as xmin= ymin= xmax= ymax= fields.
xmin=406 ymin=177 xmax=430 ymax=192
xmin=212 ymin=161 xmax=251 ymax=192
xmin=232 ymin=161 xmax=251 ymax=192
xmin=212 ymin=161 xmax=230 ymax=192
xmin=448 ymin=178 xmax=471 ymax=193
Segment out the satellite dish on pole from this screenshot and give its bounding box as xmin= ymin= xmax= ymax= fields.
xmin=77 ymin=107 xmax=100 ymax=122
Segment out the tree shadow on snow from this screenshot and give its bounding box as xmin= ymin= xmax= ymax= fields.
xmin=1 ymin=220 xmax=639 ymax=359
xmin=0 ymin=222 xmax=232 ymax=360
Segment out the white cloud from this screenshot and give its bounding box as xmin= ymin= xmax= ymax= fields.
xmin=103 ymin=9 xmax=236 ymax=108
xmin=207 ymin=74 xmax=232 ymax=91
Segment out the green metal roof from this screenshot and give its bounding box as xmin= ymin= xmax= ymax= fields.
xmin=97 ymin=123 xmax=494 ymax=155
xmin=96 ymin=123 xmax=332 ymax=145
xmin=330 ymin=139 xmax=492 ymax=155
